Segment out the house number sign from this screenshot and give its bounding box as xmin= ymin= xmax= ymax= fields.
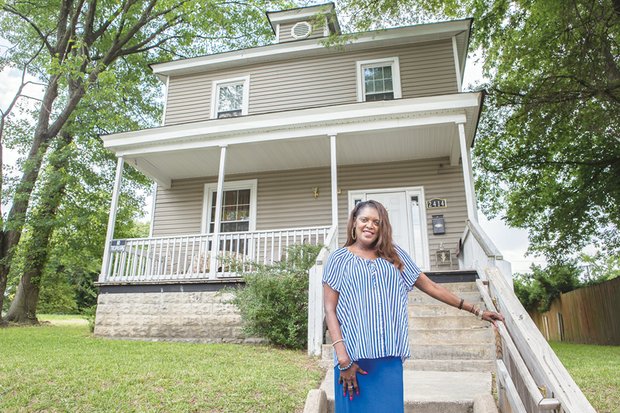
xmin=110 ymin=240 xmax=126 ymax=252
xmin=427 ymin=198 xmax=447 ymax=209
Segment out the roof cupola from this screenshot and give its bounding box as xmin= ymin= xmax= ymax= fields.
xmin=266 ymin=2 xmax=341 ymax=43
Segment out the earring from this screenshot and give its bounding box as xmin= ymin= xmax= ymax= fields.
xmin=351 ymin=227 xmax=356 ymax=240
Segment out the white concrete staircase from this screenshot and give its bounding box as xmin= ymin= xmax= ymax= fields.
xmin=319 ymin=280 xmax=498 ymax=413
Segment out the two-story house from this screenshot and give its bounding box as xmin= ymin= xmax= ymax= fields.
xmin=96 ymin=2 xmax=487 ymax=343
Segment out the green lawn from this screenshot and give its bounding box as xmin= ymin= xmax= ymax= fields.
xmin=550 ymin=341 xmax=620 ymax=413
xmin=0 ymin=319 xmax=324 ymax=412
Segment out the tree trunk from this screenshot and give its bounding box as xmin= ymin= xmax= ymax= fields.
xmin=0 ymin=135 xmax=51 ymax=322
xmin=5 ymin=275 xmax=41 ymax=324
xmin=6 ymin=133 xmax=72 ymax=323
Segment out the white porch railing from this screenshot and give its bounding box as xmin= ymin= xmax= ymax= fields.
xmin=459 ymin=219 xmax=596 ymax=413
xmin=100 ymin=226 xmax=331 ymax=283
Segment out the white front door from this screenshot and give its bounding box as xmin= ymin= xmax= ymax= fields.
xmin=350 ymin=187 xmax=429 ymax=270
xmin=366 ymin=191 xmax=409 ymax=252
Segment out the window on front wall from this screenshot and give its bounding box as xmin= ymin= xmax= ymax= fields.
xmin=356 ymin=57 xmax=402 ymax=102
xmin=210 ymin=188 xmax=251 ymax=232
xmin=211 ymin=76 xmax=249 ymax=119
xmin=202 ymin=179 xmax=257 ymax=234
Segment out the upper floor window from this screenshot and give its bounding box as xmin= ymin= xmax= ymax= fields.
xmin=356 ymin=57 xmax=402 ymax=102
xmin=211 ymin=76 xmax=250 ymax=119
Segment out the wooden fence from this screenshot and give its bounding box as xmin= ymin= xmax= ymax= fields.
xmin=530 ymin=277 xmax=620 ymax=345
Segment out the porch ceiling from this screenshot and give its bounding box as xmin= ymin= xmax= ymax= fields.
xmin=128 ymin=123 xmax=459 ymax=181
xmin=106 ymin=93 xmax=483 ymax=187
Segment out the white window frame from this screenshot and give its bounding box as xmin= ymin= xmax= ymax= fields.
xmin=210 ymin=76 xmax=250 ymax=119
xmin=201 ymin=179 xmax=258 ymax=234
xmin=356 ymin=57 xmax=402 ymax=102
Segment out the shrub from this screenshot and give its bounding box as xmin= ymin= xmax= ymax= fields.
xmin=82 ymin=304 xmax=97 ymax=333
xmin=229 ymin=244 xmax=323 ymax=350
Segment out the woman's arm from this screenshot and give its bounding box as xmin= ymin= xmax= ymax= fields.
xmin=323 ymin=283 xmax=367 ymax=400
xmin=323 ymin=284 xmax=350 ymax=365
xmin=414 ymin=273 xmax=504 ymax=326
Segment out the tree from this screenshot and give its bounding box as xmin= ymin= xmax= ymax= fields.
xmin=513 ymin=261 xmax=581 ymax=312
xmin=0 ymin=0 xmax=285 ymax=323
xmin=338 ymin=0 xmax=620 ymax=260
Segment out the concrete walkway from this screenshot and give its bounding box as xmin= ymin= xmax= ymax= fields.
xmin=320 ymin=365 xmax=493 ymax=413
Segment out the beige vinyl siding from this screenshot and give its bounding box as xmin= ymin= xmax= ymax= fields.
xmin=152 ymin=157 xmax=466 ymax=270
xmin=164 ymin=40 xmax=457 ymax=125
xmin=278 ymin=21 xmax=326 ymax=43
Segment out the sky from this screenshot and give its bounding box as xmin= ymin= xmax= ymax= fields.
xmin=0 ymin=43 xmax=545 ymax=274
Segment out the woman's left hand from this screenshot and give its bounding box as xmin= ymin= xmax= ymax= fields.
xmin=481 ymin=310 xmax=504 ymax=327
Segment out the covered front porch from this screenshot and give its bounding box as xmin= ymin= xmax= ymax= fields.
xmin=99 ymin=93 xmax=482 ymax=283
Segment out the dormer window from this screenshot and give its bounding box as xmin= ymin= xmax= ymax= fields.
xmin=356 ymin=57 xmax=402 ymax=102
xmin=211 ymin=76 xmax=250 ymax=119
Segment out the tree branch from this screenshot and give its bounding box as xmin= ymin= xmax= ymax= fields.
xmin=1 ymin=5 xmax=53 ymax=53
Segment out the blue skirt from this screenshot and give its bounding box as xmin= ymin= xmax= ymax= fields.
xmin=333 ymin=357 xmax=403 ymax=413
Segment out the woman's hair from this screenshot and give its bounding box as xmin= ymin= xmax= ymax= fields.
xmin=344 ymin=200 xmax=404 ymax=271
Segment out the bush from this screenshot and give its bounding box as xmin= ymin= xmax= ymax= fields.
xmin=82 ymin=304 xmax=97 ymax=333
xmin=229 ymin=244 xmax=323 ymax=350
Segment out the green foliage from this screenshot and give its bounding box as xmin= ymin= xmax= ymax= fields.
xmin=81 ymin=305 xmax=97 ymax=333
xmin=229 ymin=244 xmax=323 ymax=350
xmin=580 ymin=252 xmax=620 ymax=285
xmin=513 ymin=261 xmax=581 ymax=312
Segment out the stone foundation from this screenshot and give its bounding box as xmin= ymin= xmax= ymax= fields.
xmin=94 ymin=283 xmax=260 ymax=343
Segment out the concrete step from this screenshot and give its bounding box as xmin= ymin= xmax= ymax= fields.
xmin=409 ymin=291 xmax=481 ymax=305
xmin=410 ymin=343 xmax=496 ymax=360
xmin=318 ymin=356 xmax=496 ymax=373
xmin=409 ymin=327 xmax=494 ymax=344
xmin=404 ymin=359 xmax=496 ymax=372
xmin=322 ymin=340 xmax=496 ymax=362
xmin=414 ymin=281 xmax=479 ymax=293
xmin=410 ymin=315 xmax=489 ymax=329
xmin=408 ymin=303 xmax=486 ymax=317
xmin=320 ymin=369 xmax=493 ymax=413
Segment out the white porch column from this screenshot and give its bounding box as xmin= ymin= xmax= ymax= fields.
xmin=100 ymin=156 xmax=124 ymax=282
xmin=457 ymin=122 xmax=479 ymax=222
xmin=210 ymin=145 xmax=227 ymax=279
xmin=329 ymin=134 xmax=338 ymax=245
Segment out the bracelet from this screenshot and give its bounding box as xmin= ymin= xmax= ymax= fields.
xmin=477 ymin=308 xmax=484 ymax=320
xmin=458 ymin=298 xmax=464 ymax=310
xmin=332 ymin=339 xmax=345 ymax=347
xmin=337 ymin=360 xmax=354 ymax=371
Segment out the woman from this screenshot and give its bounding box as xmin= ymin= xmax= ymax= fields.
xmin=323 ymin=200 xmax=504 ymax=412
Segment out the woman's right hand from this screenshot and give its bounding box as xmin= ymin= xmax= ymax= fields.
xmin=338 ymin=360 xmax=368 ymax=400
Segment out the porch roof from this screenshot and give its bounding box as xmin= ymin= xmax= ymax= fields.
xmin=102 ymin=92 xmax=483 ymax=188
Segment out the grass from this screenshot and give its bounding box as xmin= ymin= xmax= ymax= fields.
xmin=550 ymin=341 xmax=620 ymax=413
xmin=0 ymin=319 xmax=324 ymax=412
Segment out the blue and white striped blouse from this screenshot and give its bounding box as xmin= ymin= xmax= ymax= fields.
xmin=323 ymin=245 xmax=421 ymax=364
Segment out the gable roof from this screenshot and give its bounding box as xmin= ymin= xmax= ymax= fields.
xmin=150 ymin=18 xmax=473 ymax=79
